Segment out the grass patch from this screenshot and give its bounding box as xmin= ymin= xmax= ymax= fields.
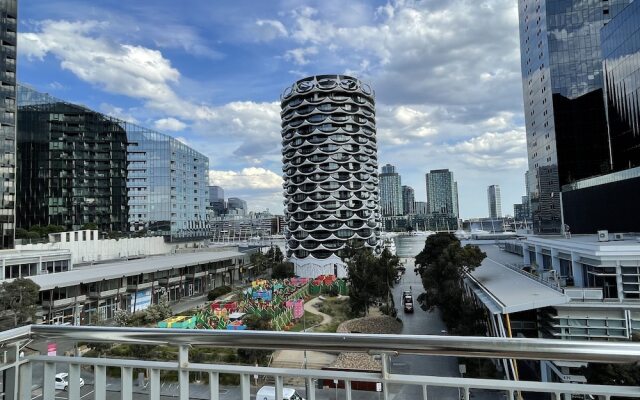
xmin=288 ymin=311 xmax=323 ymax=332
xmin=315 ymin=297 xmax=353 ymax=333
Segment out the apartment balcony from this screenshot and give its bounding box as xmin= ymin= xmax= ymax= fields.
xmin=2 ymin=325 xmax=640 ymax=400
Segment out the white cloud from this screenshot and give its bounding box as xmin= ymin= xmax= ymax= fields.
xmin=255 ymin=19 xmax=288 ymax=41
xmin=98 ymin=103 xmax=140 ymax=124
xmin=284 ymin=46 xmax=318 ymax=66
xmin=446 ymin=130 xmax=527 ymax=170
xmin=208 ymin=168 xmax=283 ymax=190
xmin=154 ymin=117 xmax=187 ymax=132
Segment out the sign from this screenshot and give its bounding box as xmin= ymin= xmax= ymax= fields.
xmin=376 ymin=383 xmax=382 ymax=392
xmin=458 ymin=364 xmax=467 ymax=375
xmin=130 ymin=288 xmax=152 ymax=312
xmin=47 ymin=343 xmax=57 ymax=356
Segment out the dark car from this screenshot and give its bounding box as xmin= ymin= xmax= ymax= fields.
xmin=402 ymin=290 xmax=414 ymax=313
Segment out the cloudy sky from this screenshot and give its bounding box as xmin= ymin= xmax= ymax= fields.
xmin=17 ymin=0 xmax=528 ymax=219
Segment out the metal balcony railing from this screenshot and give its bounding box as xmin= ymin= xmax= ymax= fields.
xmin=1 ymin=325 xmax=640 ymax=400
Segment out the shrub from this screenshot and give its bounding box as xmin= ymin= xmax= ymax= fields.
xmin=207 ymin=286 xmax=232 ymax=301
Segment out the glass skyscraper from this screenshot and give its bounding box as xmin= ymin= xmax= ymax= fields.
xmin=17 ymin=86 xmax=128 ymax=232
xmin=379 ymin=163 xmax=403 ymax=216
xmin=402 ymin=185 xmax=415 ymax=215
xmin=425 ymin=169 xmax=459 ymax=218
xmin=487 ymin=185 xmax=502 ymax=219
xmin=602 ymin=0 xmax=640 ymax=171
xmin=518 ymin=0 xmax=631 ymax=233
xmin=128 ymin=130 xmax=209 ymax=240
xmin=0 ymin=0 xmax=16 ymax=248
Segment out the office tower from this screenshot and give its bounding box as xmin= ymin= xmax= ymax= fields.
xmin=227 ymin=197 xmax=247 ymax=216
xmin=379 ymin=163 xmax=403 ymax=216
xmin=414 ymin=201 xmax=428 ymax=215
xmin=518 ymin=0 xmax=631 ymax=233
xmin=0 ymin=0 xmax=16 ymax=248
xmin=17 ymin=86 xmax=129 ymax=232
xmin=602 ymin=0 xmax=640 ymax=171
xmin=487 ymin=185 xmax=502 ymax=219
xmin=281 ymin=75 xmax=380 ymax=275
xmin=207 ymin=185 xmax=226 ymax=215
xmin=425 ymin=169 xmax=459 ymax=218
xmin=127 ymin=130 xmax=209 ymax=240
xmin=402 ymin=185 xmax=415 ymax=215
xmin=561 ymin=0 xmax=640 ymax=234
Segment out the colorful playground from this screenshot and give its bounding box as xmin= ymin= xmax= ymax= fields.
xmin=158 ymin=275 xmax=348 ymax=331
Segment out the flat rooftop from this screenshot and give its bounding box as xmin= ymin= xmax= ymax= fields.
xmin=467 ymin=245 xmax=569 ymax=314
xmin=26 ymin=250 xmax=243 ymax=290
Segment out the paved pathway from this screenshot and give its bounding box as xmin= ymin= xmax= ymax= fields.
xmin=303 ymin=296 xmax=332 ymax=329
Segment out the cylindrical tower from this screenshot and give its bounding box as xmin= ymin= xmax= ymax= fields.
xmin=281 ymin=75 xmax=381 ymax=277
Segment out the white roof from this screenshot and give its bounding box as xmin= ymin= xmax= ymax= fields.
xmin=467 ymin=245 xmax=569 ymax=314
xmin=256 ymin=386 xmax=297 ymax=397
xmin=26 ymin=251 xmax=243 ymax=290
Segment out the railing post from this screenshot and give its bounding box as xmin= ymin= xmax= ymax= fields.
xmin=305 ymin=377 xmax=315 ymax=400
xmin=18 ymin=361 xmax=32 ymax=400
xmin=42 ymin=361 xmax=56 ymax=400
xmin=208 ymin=372 xmax=219 ymax=400
xmin=240 ymin=374 xmax=250 ymax=400
xmin=178 ymin=345 xmax=190 ymax=400
xmin=3 ymin=345 xmax=18 ymax=400
xmin=345 ymin=379 xmax=352 ymax=400
xmin=68 ymin=363 xmax=81 ymax=400
xmin=149 ymin=368 xmax=161 ymax=400
xmin=422 ymin=384 xmax=428 ymax=400
xmin=275 ymin=375 xmax=284 ymax=400
xmin=381 ymin=352 xmax=391 ymax=400
xmin=94 ymin=365 xmax=106 ymax=400
xmin=121 ymin=367 xmax=133 ymax=400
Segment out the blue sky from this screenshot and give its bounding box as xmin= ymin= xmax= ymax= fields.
xmin=17 ymin=0 xmax=528 ymax=218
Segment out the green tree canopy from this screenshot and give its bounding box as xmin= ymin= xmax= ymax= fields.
xmin=0 ymin=278 xmax=41 ymax=327
xmin=346 ymin=242 xmax=399 ymax=317
xmin=271 ymin=262 xmax=295 ymax=279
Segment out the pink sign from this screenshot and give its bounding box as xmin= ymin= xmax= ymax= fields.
xmin=47 ymin=343 xmax=57 ymax=356
xmin=285 ymin=299 xmax=304 ymax=319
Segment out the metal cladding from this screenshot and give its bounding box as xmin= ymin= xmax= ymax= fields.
xmin=281 ymin=75 xmax=381 ymax=261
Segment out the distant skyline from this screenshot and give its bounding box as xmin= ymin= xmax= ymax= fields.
xmin=17 ymin=0 xmax=527 ymax=218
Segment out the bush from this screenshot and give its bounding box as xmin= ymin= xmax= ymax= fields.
xmin=207 ymin=286 xmax=232 ymax=301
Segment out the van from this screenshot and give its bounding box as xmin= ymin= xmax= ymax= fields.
xmin=255 ymin=386 xmax=305 ymax=400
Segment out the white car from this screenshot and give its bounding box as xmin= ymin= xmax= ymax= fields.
xmin=55 ymin=373 xmax=85 ymax=391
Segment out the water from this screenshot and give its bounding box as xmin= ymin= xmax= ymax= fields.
xmin=394 ymin=235 xmax=428 ymax=258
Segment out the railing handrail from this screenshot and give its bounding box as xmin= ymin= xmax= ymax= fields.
xmin=13 ymin=325 xmax=640 ymax=364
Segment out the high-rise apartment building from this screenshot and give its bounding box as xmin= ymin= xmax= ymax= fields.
xmin=226 ymin=197 xmax=247 ymax=216
xmin=281 ymin=75 xmax=380 ymax=276
xmin=207 ymin=185 xmax=225 ymax=215
xmin=425 ymin=169 xmax=459 ymax=218
xmin=518 ymin=0 xmax=631 ymax=233
xmin=17 ymin=86 xmax=129 ymax=232
xmin=127 ymin=130 xmax=209 ymax=240
xmin=0 ymin=0 xmax=16 ymax=249
xmin=402 ymin=185 xmax=415 ymax=215
xmin=487 ymin=185 xmax=502 ymax=219
xmin=379 ymin=163 xmax=403 ymax=216
xmin=414 ymin=201 xmax=428 ymax=215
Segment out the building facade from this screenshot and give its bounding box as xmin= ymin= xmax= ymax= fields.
xmin=127 ymin=129 xmax=209 ymax=240
xmin=425 ymin=169 xmax=458 ymax=218
xmin=518 ymin=0 xmax=631 ymax=234
xmin=602 ymin=0 xmax=640 ymax=172
xmin=414 ymin=201 xmax=428 ymax=215
xmin=226 ymin=197 xmax=247 ymax=216
xmin=0 ymin=0 xmax=17 ymax=249
xmin=402 ymin=185 xmax=415 ymax=215
xmin=379 ymin=163 xmax=403 ymax=216
xmin=17 ymin=86 xmax=129 ymax=232
xmin=281 ymin=75 xmax=381 ymax=276
xmin=487 ymin=184 xmax=502 ymax=219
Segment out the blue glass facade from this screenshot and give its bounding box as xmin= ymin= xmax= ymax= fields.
xmin=602 ymin=0 xmax=640 ymax=171
xmin=0 ymin=0 xmax=16 ymax=248
xmin=127 ymin=130 xmax=209 ymax=240
xmin=518 ymin=0 xmax=630 ymax=233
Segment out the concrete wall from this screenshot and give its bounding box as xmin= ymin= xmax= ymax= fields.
xmin=16 ymin=232 xmax=174 ymax=264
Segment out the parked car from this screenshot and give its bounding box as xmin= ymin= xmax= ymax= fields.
xmin=402 ymin=290 xmax=414 ymax=313
xmin=256 ymin=385 xmax=305 ymax=400
xmin=54 ymin=372 xmax=84 ymax=391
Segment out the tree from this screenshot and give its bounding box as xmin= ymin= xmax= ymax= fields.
xmin=271 ymin=262 xmax=295 ymax=279
xmin=82 ymin=223 xmax=98 ymax=230
xmin=250 ymin=251 xmax=268 ymax=273
xmin=266 ymin=246 xmax=284 ymax=265
xmin=0 ymin=278 xmax=41 ymax=327
xmin=346 ymin=242 xmax=399 ymax=317
xmin=415 ymin=233 xmax=487 ymax=335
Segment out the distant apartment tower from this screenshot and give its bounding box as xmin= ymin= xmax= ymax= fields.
xmin=17 ymin=86 xmax=129 ymax=232
xmin=402 ymin=185 xmax=415 ymax=215
xmin=281 ymin=75 xmax=380 ymax=276
xmin=226 ymin=197 xmax=247 ymax=216
xmin=127 ymin=130 xmax=209 ymax=239
xmin=425 ymin=169 xmax=459 ymax=218
xmin=379 ymin=163 xmax=403 ymax=216
xmin=0 ymin=0 xmax=16 ymax=248
xmin=518 ymin=0 xmax=631 ymax=233
xmin=414 ymin=201 xmax=428 ymax=215
xmin=487 ymin=185 xmax=502 ymax=219
xmin=207 ymin=185 xmax=225 ymax=215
